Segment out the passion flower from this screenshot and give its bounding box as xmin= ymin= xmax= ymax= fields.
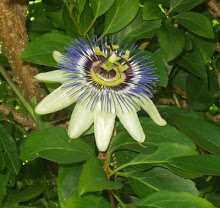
xmin=35 ymin=36 xmax=167 ymax=151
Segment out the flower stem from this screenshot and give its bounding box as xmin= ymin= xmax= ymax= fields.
xmin=114 ymin=171 xmax=129 ymax=178
xmin=0 ymin=64 xmax=37 ymax=123
xmin=108 ymin=163 xmax=130 ymax=177
xmin=108 ymin=190 xmax=117 ymax=208
xmin=112 ymin=191 xmax=126 ymax=208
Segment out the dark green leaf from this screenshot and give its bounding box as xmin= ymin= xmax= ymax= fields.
xmin=115 ymin=9 xmax=161 ymax=46
xmin=79 ymin=158 xmax=122 ymax=195
xmin=140 ymin=51 xmax=168 ymax=87
xmin=160 ymin=106 xmax=220 ymax=154
xmin=63 ymin=195 xmax=111 ymax=208
xmin=186 ymin=74 xmax=215 ymax=111
xmin=168 ymin=155 xmax=220 ymax=176
xmin=0 ymin=170 xmax=10 ymax=204
xmin=136 ymin=191 xmax=216 ymax=208
xmin=169 ymin=0 xmax=205 ymax=13
xmin=75 ymin=0 xmax=87 ymax=18
xmin=109 ymin=131 xmax=156 ymax=155
xmin=21 ymin=127 xmax=94 ymax=164
xmin=127 ymin=167 xmax=199 ymax=198
xmin=104 ymin=0 xmax=140 ymax=34
xmin=46 ymin=12 xmax=64 ymax=29
xmin=0 ymin=125 xmax=20 ymax=175
xmin=79 ymin=3 xmax=92 ymax=30
xmin=173 ymin=12 xmax=214 ymax=39
xmin=127 ymin=142 xmax=197 ymax=167
xmin=214 ymin=90 xmax=220 ymax=98
xmin=177 ymin=47 xmax=207 ymax=83
xmin=0 ymin=145 xmax=5 ymax=171
xmin=62 ymin=6 xmax=80 ymax=38
xmin=29 ymin=15 xmax=56 ymax=34
xmin=189 ymin=33 xmax=217 ymax=62
xmin=5 ymin=185 xmax=45 ymax=204
xmin=20 ymin=32 xmax=73 ymax=66
xmin=58 ymin=164 xmax=83 ymax=207
xmin=140 ymin=117 xmax=195 ymax=148
xmin=156 ymin=0 xmax=170 ymax=8
xmin=143 ymin=0 xmax=165 ymax=20
xmin=0 ymin=56 xmax=10 ymax=67
xmin=158 ymin=23 xmax=185 ymax=61
xmin=90 ymin=0 xmax=115 ymax=18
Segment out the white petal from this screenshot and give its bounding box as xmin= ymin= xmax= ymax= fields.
xmin=34 ymin=70 xmax=68 ymax=83
xmin=68 ymin=103 xmax=94 ymax=139
xmin=117 ymin=109 xmax=145 ymax=143
xmin=35 ymin=85 xmax=76 ymax=115
xmin=140 ymin=97 xmax=167 ymax=126
xmin=53 ymin=51 xmax=63 ymax=63
xmin=94 ymin=102 xmax=116 ymax=152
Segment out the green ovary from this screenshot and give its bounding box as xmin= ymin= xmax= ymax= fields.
xmin=91 ymin=67 xmax=126 ymax=87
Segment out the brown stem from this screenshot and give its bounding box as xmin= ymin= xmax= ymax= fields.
xmin=171 ymin=83 xmax=187 ymax=99
xmin=205 ymin=0 xmax=220 ymax=22
xmin=0 ymin=103 xmax=39 ymax=130
xmin=0 ymin=0 xmax=46 ymax=101
xmin=108 ymin=190 xmax=117 ymax=208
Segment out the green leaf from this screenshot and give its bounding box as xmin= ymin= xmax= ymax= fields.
xmin=140 ymin=50 xmax=168 ymax=87
xmin=168 ymin=155 xmax=220 ymax=176
xmin=104 ymin=0 xmax=140 ymax=34
xmin=0 ymin=170 xmax=10 ymax=204
xmin=127 ymin=142 xmax=197 ymax=167
xmin=140 ymin=117 xmax=195 ymax=148
xmin=177 ymin=47 xmax=207 ymax=83
xmin=90 ymin=0 xmax=115 ymax=18
xmin=29 ymin=15 xmax=56 ymax=34
xmin=21 ymin=127 xmax=94 ymax=164
xmin=75 ymin=0 xmax=87 ymax=18
xmin=159 ymin=106 xmax=220 ymax=154
xmin=115 ymin=9 xmax=161 ymax=46
xmin=136 ymin=191 xmax=216 ymax=208
xmin=79 ymin=158 xmax=122 ymax=195
xmin=189 ymin=33 xmax=217 ymax=62
xmin=169 ymin=0 xmax=205 ymax=13
xmin=20 ymin=32 xmax=73 ymax=66
xmin=58 ymin=164 xmax=83 ymax=207
xmin=186 ymin=74 xmax=215 ymax=111
xmin=0 ymin=56 xmax=10 ymax=67
xmin=0 ymin=125 xmax=20 ymax=175
xmin=127 ymin=167 xmax=199 ymax=198
xmin=143 ymin=0 xmax=165 ymax=20
xmin=63 ymin=195 xmax=111 ymax=208
xmin=173 ymin=12 xmax=214 ymax=39
xmin=46 ymin=12 xmax=64 ymax=29
xmin=79 ymin=1 xmax=93 ymax=31
xmin=5 ymin=185 xmax=45 ymax=204
xmin=0 ymin=146 xmax=5 ymax=171
xmin=157 ymin=23 xmax=185 ymax=61
xmin=62 ymin=5 xmax=80 ymax=38
xmin=109 ymin=131 xmax=156 ymax=155
xmin=214 ymin=90 xmax=220 ymax=98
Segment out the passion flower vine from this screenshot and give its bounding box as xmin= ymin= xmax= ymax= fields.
xmin=34 ymin=36 xmax=167 ymax=151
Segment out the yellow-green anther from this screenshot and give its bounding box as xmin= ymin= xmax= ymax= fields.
xmin=109 ymin=53 xmax=117 ymax=63
xmin=95 ymin=47 xmax=107 ymax=58
xmin=121 ymin=50 xmax=130 ymax=61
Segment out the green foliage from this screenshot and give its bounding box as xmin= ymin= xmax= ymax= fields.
xmin=0 ymin=0 xmax=220 ymax=207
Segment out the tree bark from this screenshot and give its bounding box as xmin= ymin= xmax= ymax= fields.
xmin=205 ymin=0 xmax=220 ymax=22
xmin=0 ymin=0 xmax=46 ymax=101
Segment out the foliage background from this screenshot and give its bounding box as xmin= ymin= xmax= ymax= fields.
xmin=0 ymin=0 xmax=220 ymax=207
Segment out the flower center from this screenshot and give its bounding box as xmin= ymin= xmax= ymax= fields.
xmin=89 ymin=44 xmax=133 ymax=88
